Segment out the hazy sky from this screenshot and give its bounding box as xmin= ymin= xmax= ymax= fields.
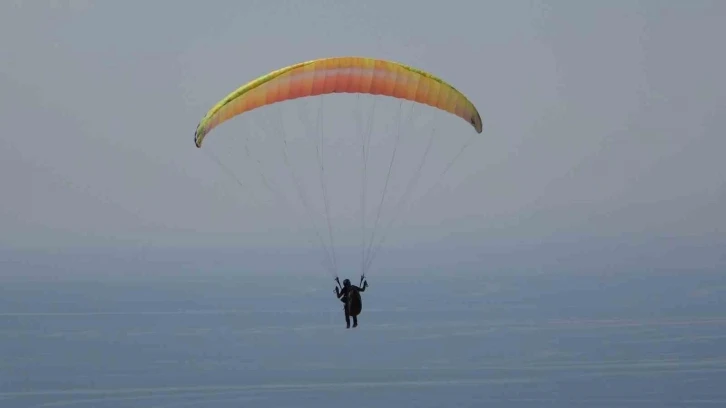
xmin=1 ymin=1 xmax=724 ymax=269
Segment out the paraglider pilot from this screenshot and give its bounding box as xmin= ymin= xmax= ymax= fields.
xmin=335 ymin=277 xmax=368 ymax=328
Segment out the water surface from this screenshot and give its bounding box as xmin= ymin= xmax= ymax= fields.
xmin=2 ymin=270 xmax=724 ymax=407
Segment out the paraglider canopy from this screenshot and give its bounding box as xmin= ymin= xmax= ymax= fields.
xmin=194 ymin=56 xmax=482 ymax=149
